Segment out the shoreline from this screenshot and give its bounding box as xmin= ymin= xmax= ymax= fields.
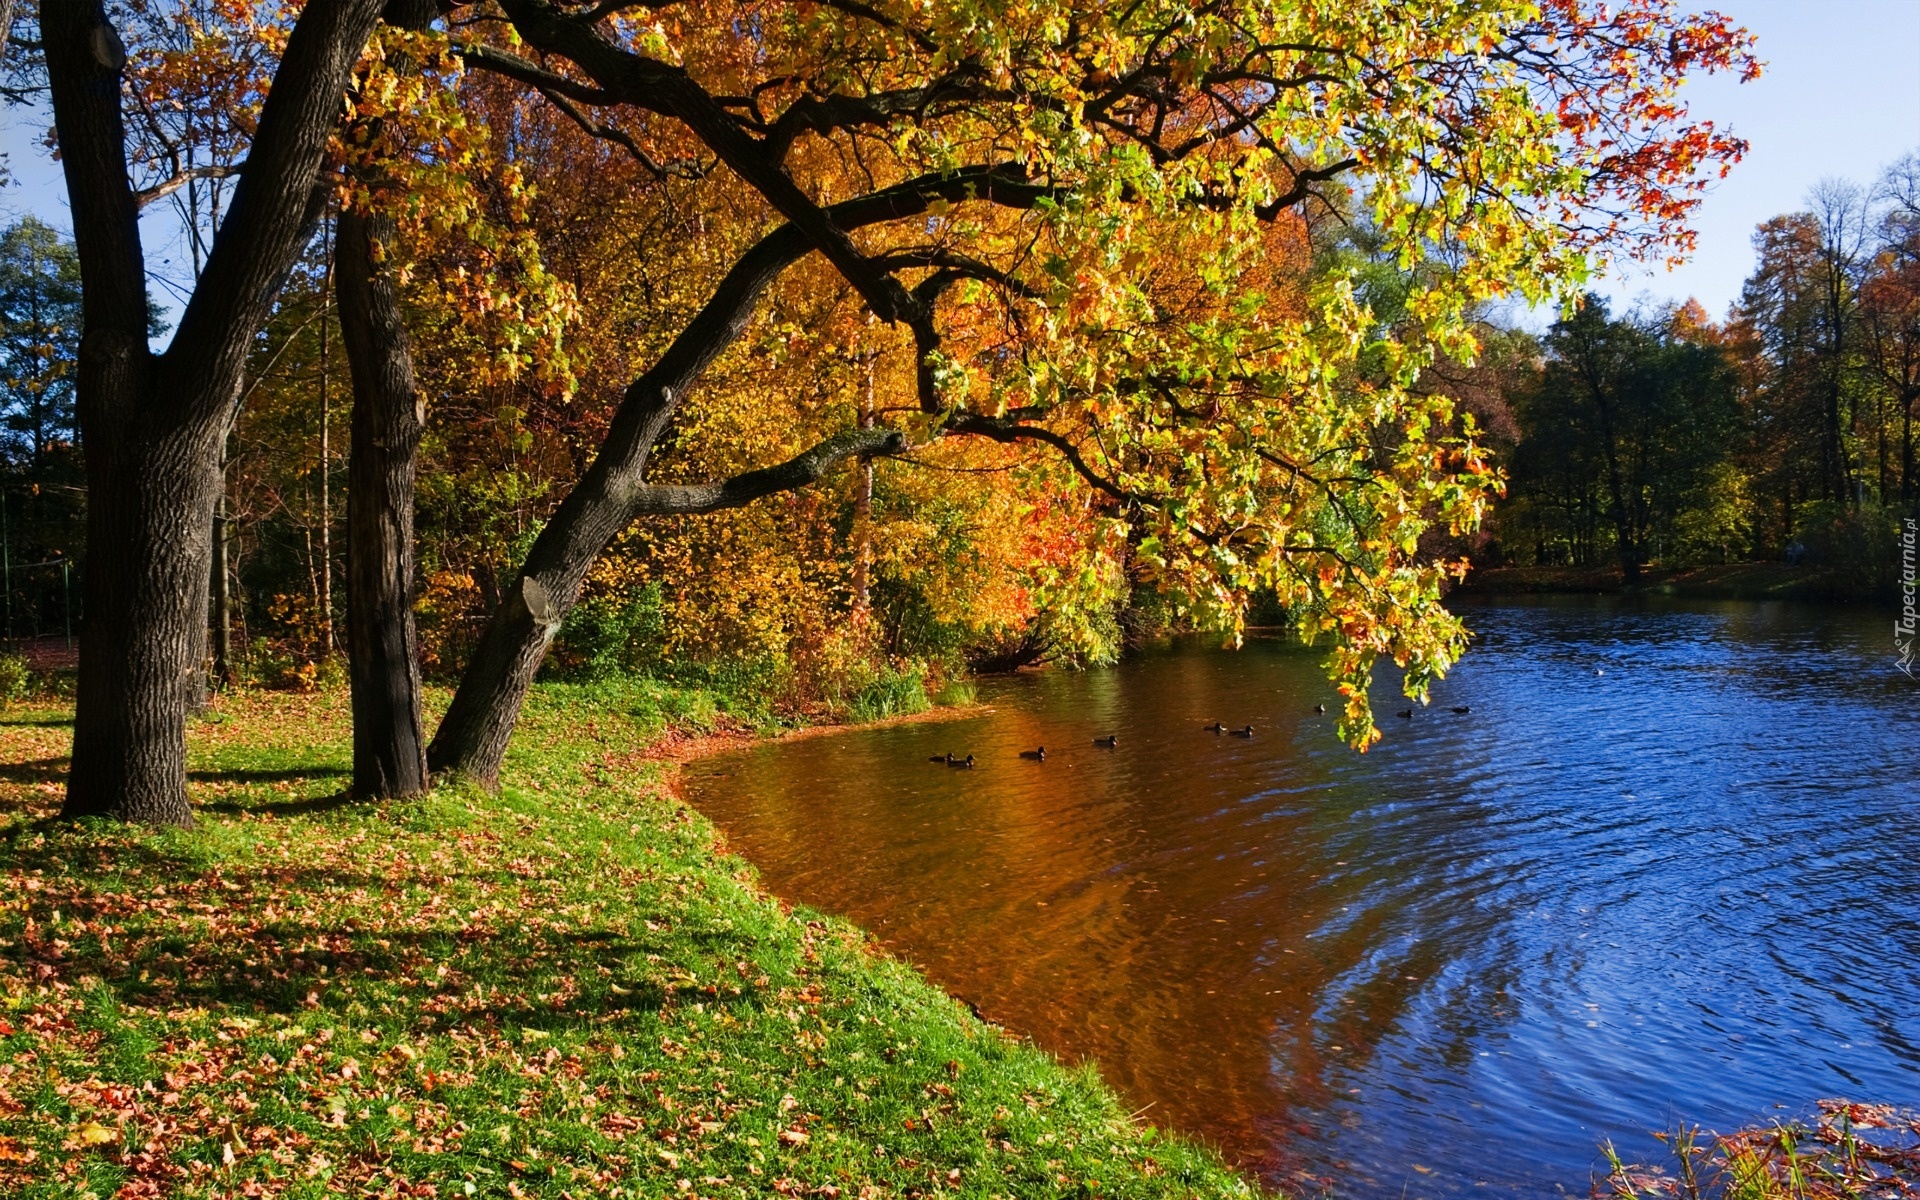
xmin=1453 ymin=562 xmax=1873 ymax=605
xmin=6 ymin=689 xmax=1260 ymax=1198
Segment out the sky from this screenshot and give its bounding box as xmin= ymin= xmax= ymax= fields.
xmin=1590 ymin=0 xmax=1920 ymax=319
xmin=2 ymin=1 xmax=1917 ymax=323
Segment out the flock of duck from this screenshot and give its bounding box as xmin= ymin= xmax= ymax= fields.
xmin=928 ymin=700 xmax=1473 ymax=768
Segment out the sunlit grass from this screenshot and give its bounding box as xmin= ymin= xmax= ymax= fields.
xmin=0 ymin=689 xmax=1253 ymax=1198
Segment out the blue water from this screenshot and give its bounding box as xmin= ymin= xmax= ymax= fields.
xmin=684 ymin=596 xmax=1920 ymax=1196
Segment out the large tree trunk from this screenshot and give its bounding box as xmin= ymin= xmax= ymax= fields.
xmin=48 ymin=0 xmax=387 ymax=824
xmin=427 ymin=483 xmax=632 ymax=787
xmin=65 ymin=367 xmax=224 ymax=826
xmin=338 ymin=210 xmax=428 ymax=798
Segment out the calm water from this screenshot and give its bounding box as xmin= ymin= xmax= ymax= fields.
xmin=683 ymin=597 xmax=1920 ymax=1195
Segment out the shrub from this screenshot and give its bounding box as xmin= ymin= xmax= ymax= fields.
xmin=549 ymin=584 xmax=666 ymax=681
xmin=0 ymin=654 xmax=30 ymax=704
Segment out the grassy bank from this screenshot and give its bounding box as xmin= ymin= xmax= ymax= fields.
xmin=0 ymin=684 xmax=1253 ymax=1199
xmin=1455 ymin=562 xmax=1870 ymax=604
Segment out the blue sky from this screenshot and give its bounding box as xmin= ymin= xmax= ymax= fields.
xmin=3 ymin=1 xmax=1917 ymax=323
xmin=1593 ymin=0 xmax=1920 ymax=318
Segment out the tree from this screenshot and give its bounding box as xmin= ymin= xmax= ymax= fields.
xmin=1864 ymin=154 xmax=1920 ymax=509
xmin=1509 ymin=296 xmax=1744 ymax=576
xmin=47 ymin=0 xmax=388 ymax=825
xmin=404 ymin=0 xmax=1754 ymax=779
xmin=339 ymin=0 xmax=439 ymax=800
xmin=0 ymin=219 xmax=84 ymax=470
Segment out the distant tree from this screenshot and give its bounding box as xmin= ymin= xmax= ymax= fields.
xmin=0 ymin=219 xmax=83 ymax=470
xmin=1509 ymin=296 xmax=1744 ymax=576
xmin=1865 ymin=154 xmax=1920 ymax=508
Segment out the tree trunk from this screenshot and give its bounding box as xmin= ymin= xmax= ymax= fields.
xmin=64 ymin=370 xmax=223 ymax=827
xmin=211 ymin=487 xmax=232 ymax=686
xmin=338 ymin=209 xmax=428 ymax=798
xmin=48 ymin=0 xmax=388 ymax=825
xmin=428 ymin=486 xmax=628 ymax=787
xmin=426 ymin=176 xmax=959 ymax=785
xmin=428 ymin=425 xmax=903 ymax=786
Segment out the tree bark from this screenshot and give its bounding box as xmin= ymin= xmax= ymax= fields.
xmin=338 ymin=209 xmax=428 ymax=798
xmin=49 ymin=0 xmax=387 ymax=825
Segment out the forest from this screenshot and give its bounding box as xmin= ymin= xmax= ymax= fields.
xmin=0 ymin=0 xmax=1801 ymax=820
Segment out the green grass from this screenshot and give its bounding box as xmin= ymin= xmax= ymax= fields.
xmin=0 ymin=688 xmax=1256 ymax=1199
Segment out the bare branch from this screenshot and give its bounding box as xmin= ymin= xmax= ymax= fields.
xmin=135 ymin=162 xmax=244 ymax=209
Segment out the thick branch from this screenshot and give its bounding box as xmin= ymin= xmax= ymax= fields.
xmin=163 ymin=0 xmax=387 ymax=414
xmin=44 ymin=5 xmax=149 ymax=350
xmin=629 ymin=428 xmax=905 ymax=515
xmin=499 ymin=0 xmax=924 ymax=325
xmin=454 ymin=41 xmax=617 ymax=104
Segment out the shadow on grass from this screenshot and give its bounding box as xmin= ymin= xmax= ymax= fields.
xmin=188 ymin=765 xmax=350 ymax=784
xmin=0 ymin=715 xmax=74 ymax=728
xmin=0 ymin=756 xmax=68 ymax=785
xmin=200 ymin=788 xmax=361 ymax=816
xmin=0 ymin=819 xmax=740 ymax=1025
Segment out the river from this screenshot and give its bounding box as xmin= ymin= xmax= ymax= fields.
xmin=680 ymin=596 xmax=1920 ymax=1196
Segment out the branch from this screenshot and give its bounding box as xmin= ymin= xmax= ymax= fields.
xmin=43 ymin=4 xmax=148 ymax=345
xmin=499 ymin=0 xmax=925 ymax=325
xmin=165 ymin=0 xmax=388 ymax=413
xmin=135 ymin=162 xmax=245 ymax=209
xmin=945 ymin=414 xmax=1150 ymax=504
xmin=628 ymin=428 xmax=905 ymax=515
xmin=535 ymin=87 xmax=667 ymax=177
xmin=453 ymin=40 xmax=616 ymax=105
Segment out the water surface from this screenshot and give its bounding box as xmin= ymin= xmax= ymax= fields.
xmin=683 ymin=597 xmax=1920 ymax=1195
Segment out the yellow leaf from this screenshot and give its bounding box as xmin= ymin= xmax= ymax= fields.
xmin=77 ymin=1121 xmax=115 ymax=1146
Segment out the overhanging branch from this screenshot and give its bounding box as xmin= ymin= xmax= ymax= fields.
xmin=627 ymin=428 xmax=905 ymax=515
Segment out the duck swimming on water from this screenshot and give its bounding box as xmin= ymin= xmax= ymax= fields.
xmin=949 ymin=753 xmax=976 ymax=769
xmin=1019 ymin=746 xmax=1047 ymax=761
xmin=1396 ymin=708 xmax=1414 ymax=719
xmin=1451 ymin=705 xmax=1471 ymax=714
xmin=1204 ymin=721 xmax=1228 ymax=734
xmin=929 ymin=752 xmax=955 ymax=764
xmin=1229 ymin=725 xmax=1255 ymax=738
xmin=1093 ymin=735 xmax=1118 ymax=747
xmin=1314 ymin=703 xmax=1326 ymax=714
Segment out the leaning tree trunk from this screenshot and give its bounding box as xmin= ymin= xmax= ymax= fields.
xmin=426 ymin=176 xmax=979 ymax=786
xmin=338 ymin=209 xmax=428 ymax=798
xmin=426 ymin=480 xmax=633 ymax=787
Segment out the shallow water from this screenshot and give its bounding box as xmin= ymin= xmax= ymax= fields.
xmin=682 ymin=596 xmax=1920 ymax=1195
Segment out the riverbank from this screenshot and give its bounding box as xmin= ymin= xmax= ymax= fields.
xmin=0 ymin=685 xmax=1253 ymax=1199
xmin=1455 ymin=562 xmax=1867 ymax=603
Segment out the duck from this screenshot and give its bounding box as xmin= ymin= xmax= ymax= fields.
xmin=1450 ymin=705 xmax=1470 ymax=714
xmin=1093 ymin=734 xmax=1119 ymax=747
xmin=1019 ymin=746 xmax=1047 ymax=761
xmin=1204 ymin=721 xmax=1227 ymax=734
xmin=948 ymin=753 xmax=976 ymax=769
xmin=1314 ymin=703 xmax=1326 ymax=714
xmin=929 ymin=752 xmax=956 ymax=764
xmin=1228 ymin=725 xmax=1255 ymax=738
xmin=1395 ymin=708 xmax=1413 ymax=719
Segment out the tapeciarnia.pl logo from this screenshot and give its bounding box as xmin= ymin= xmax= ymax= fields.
xmin=1900 ymin=517 xmax=1917 ymax=678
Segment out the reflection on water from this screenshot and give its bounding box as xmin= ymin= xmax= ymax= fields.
xmin=682 ymin=596 xmax=1920 ymax=1196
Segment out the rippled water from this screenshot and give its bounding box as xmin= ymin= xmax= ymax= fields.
xmin=682 ymin=597 xmax=1920 ymax=1195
